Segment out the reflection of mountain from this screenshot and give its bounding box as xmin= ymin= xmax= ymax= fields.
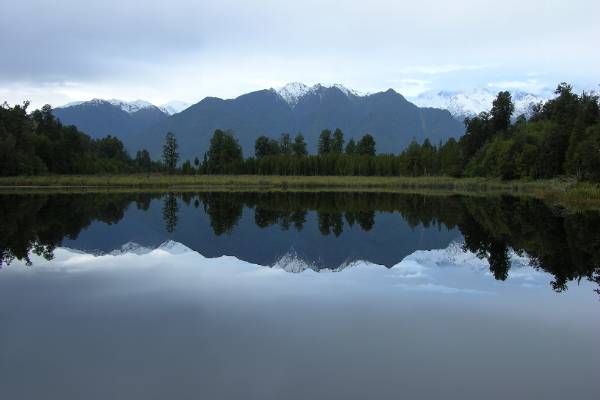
xmin=1 ymin=191 xmax=599 ymax=294
xmin=16 ymin=240 xmax=547 ymax=295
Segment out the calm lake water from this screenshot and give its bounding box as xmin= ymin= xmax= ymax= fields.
xmin=0 ymin=191 xmax=598 ymax=399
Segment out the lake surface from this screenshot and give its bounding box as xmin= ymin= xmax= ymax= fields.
xmin=0 ymin=191 xmax=598 ymax=399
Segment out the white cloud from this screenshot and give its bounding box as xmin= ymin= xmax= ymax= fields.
xmin=1 ymin=0 xmax=599 ymax=107
xmin=487 ymin=79 xmax=548 ymax=93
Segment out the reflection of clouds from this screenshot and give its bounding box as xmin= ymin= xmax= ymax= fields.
xmin=4 ymin=240 xmax=555 ymax=297
xmin=395 ymin=282 xmax=491 ymax=295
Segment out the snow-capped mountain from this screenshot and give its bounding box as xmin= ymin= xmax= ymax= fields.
xmin=63 ymin=98 xmax=159 ymax=114
xmin=54 ymin=99 xmax=170 ymax=139
xmin=62 ymin=98 xmax=191 ymax=116
xmin=274 ymin=82 xmax=362 ymax=108
xmin=412 ymin=88 xmax=549 ymax=120
xmin=160 ymin=101 xmax=191 ymax=115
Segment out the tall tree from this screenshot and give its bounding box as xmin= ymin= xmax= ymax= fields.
xmin=135 ymin=149 xmax=152 ymax=171
xmin=332 ymin=128 xmax=344 ymax=154
xmin=292 ymin=133 xmax=307 ymax=156
xmin=357 ymin=134 xmax=376 ymax=156
xmin=318 ymin=129 xmax=332 ymax=155
xmin=207 ymin=129 xmax=243 ymax=173
xmin=345 ymin=139 xmax=357 ymax=154
xmin=279 ymin=133 xmax=292 ymax=155
xmin=162 ymin=132 xmax=179 ymax=173
xmin=490 ymin=91 xmax=514 ymax=132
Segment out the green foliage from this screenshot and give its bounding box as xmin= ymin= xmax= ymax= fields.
xmin=318 ymin=129 xmax=332 ymax=155
xmin=292 ymin=133 xmax=307 ymax=156
xmin=357 ymin=134 xmax=376 ymax=156
xmin=461 ymin=86 xmax=600 ymax=182
xmin=162 ymin=132 xmax=179 ymax=173
xmin=207 ymin=129 xmax=243 ymax=173
xmin=255 ymin=135 xmax=280 ymax=159
xmin=0 ymin=102 xmax=160 ymax=176
xmin=3 ymin=82 xmax=598 ymax=182
xmin=279 ymin=133 xmax=292 ymax=155
xmin=490 ymin=91 xmax=514 ymax=132
xmin=345 ymin=138 xmax=357 ymax=154
xmin=332 ymin=128 xmax=344 ymax=154
xmin=181 ymin=160 xmax=194 ymax=175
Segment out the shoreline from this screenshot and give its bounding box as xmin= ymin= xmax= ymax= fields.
xmin=1 ymin=175 xmax=599 ymax=209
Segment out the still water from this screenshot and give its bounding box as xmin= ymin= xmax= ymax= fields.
xmin=0 ymin=191 xmax=598 ymax=399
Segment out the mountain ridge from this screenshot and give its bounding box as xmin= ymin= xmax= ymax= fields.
xmin=53 ymin=83 xmax=466 ymax=160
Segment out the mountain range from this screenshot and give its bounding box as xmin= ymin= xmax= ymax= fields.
xmin=54 ymin=83 xmax=466 ymax=160
xmin=54 ymin=83 xmax=557 ymax=161
xmin=411 ymin=88 xmax=549 ymax=120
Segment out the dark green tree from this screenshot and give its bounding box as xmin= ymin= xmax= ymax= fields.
xmin=332 ymin=128 xmax=344 ymax=154
xmin=490 ymin=91 xmax=514 ymax=132
xmin=279 ymin=133 xmax=292 ymax=155
xmin=318 ymin=129 xmax=332 ymax=155
xmin=207 ymin=129 xmax=243 ymax=173
xmin=345 ymin=139 xmax=357 ymax=154
xmin=357 ymin=134 xmax=376 ymax=156
xmin=292 ymin=133 xmax=308 ymax=156
xmin=135 ymin=149 xmax=152 ymax=171
xmin=162 ymin=132 xmax=179 ymax=173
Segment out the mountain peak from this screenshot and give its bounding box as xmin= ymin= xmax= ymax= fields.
xmin=62 ymin=98 xmax=159 ymax=114
xmin=275 ymin=82 xmax=361 ymax=107
xmin=412 ymin=88 xmax=550 ymax=119
xmin=275 ymin=82 xmax=311 ymax=107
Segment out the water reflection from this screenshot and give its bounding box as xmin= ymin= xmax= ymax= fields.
xmin=1 ymin=191 xmax=599 ymax=294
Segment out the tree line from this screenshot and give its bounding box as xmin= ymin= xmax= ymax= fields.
xmin=2 ymin=82 xmax=598 ymax=180
xmin=0 ymin=102 xmax=164 ymax=175
xmin=164 ymin=83 xmax=599 ymax=180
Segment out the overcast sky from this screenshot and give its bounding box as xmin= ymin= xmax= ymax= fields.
xmin=1 ymin=0 xmax=599 ymax=108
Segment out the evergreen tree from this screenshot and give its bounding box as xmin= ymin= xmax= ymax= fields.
xmin=357 ymin=134 xmax=376 ymax=155
xmin=490 ymin=91 xmax=514 ymax=132
xmin=345 ymin=139 xmax=357 ymax=154
xmin=207 ymin=129 xmax=243 ymax=173
xmin=332 ymin=128 xmax=344 ymax=154
xmin=135 ymin=149 xmax=152 ymax=171
xmin=162 ymin=132 xmax=179 ymax=173
xmin=292 ymin=133 xmax=307 ymax=156
xmin=279 ymin=133 xmax=292 ymax=155
xmin=318 ymin=129 xmax=332 ymax=155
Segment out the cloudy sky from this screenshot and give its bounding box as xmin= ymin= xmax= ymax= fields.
xmin=1 ymin=0 xmax=599 ymax=108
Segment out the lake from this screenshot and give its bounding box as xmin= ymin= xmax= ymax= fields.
xmin=0 ymin=191 xmax=598 ymax=399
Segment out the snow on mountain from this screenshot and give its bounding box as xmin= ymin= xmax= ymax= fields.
xmin=62 ymin=98 xmax=191 ymax=115
xmin=159 ymin=100 xmax=191 ymax=115
xmin=274 ymin=82 xmax=361 ymax=108
xmin=107 ymin=99 xmax=156 ymax=113
xmin=275 ymin=82 xmax=312 ymax=107
xmin=412 ymin=88 xmax=549 ymax=120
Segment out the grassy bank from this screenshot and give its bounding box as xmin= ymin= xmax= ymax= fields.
xmin=0 ymin=174 xmax=598 ymax=205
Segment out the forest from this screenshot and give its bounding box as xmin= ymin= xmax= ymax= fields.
xmin=1 ymin=83 xmax=598 ymax=181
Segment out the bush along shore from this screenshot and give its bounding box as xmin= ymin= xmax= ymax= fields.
xmin=1 ymin=175 xmax=599 ymax=208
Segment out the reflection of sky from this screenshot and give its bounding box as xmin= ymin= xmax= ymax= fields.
xmin=63 ymin=199 xmax=461 ymax=268
xmin=1 ymin=242 xmax=598 ymax=400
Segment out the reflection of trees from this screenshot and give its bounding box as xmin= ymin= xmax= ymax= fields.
xmin=196 ymin=193 xmax=243 ymax=236
xmin=318 ymin=212 xmax=343 ymax=236
xmin=193 ymin=191 xmax=600 ymax=294
xmin=0 ymin=193 xmax=159 ymax=267
xmin=162 ymin=193 xmax=179 ymax=233
xmin=2 ymin=191 xmax=600 ymax=295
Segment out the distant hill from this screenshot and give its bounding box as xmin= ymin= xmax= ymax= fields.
xmin=53 ymin=84 xmax=465 ymax=160
xmin=128 ymin=83 xmax=464 ymax=160
xmin=53 ymin=99 xmax=170 ymax=140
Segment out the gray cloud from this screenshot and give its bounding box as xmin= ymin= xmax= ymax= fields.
xmin=1 ymin=0 xmax=599 ymax=107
